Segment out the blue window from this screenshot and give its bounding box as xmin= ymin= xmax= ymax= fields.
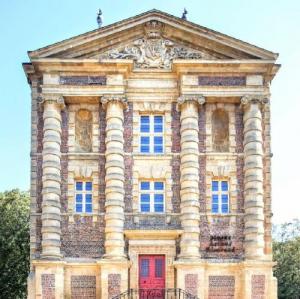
xmin=211 ymin=180 xmax=230 ymax=214
xmin=140 ymin=181 xmax=164 ymax=213
xmin=140 ymin=115 xmax=164 ymax=154
xmin=75 ymin=181 xmax=93 ymax=213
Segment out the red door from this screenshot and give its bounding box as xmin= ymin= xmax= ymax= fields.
xmin=139 ymin=255 xmax=165 ymax=298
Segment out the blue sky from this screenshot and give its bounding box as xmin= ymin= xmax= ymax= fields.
xmin=0 ymin=0 xmax=299 ymax=223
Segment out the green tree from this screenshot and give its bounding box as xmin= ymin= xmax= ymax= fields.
xmin=273 ymin=219 xmax=300 ymax=299
xmin=0 ymin=189 xmax=30 ymax=299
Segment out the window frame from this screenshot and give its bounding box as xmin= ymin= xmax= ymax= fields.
xmin=211 ymin=179 xmax=230 ymax=214
xmin=139 ymin=114 xmax=164 ymax=154
xmin=139 ymin=181 xmax=165 ymax=213
xmin=74 ymin=180 xmax=93 ymax=214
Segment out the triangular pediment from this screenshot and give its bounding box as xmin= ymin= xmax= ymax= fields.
xmin=28 ymin=9 xmax=278 ymax=65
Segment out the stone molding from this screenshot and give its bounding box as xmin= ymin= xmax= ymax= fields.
xmin=176 ymin=95 xmax=205 ymax=111
xmin=100 ymin=95 xmax=128 ymax=110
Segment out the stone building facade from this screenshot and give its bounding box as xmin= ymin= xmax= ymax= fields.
xmin=23 ymin=10 xmax=280 ymax=299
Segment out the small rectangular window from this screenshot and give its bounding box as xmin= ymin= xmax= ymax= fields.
xmin=141 ymin=259 xmax=150 ymax=277
xmin=211 ymin=180 xmax=229 ymax=214
xmin=139 ymin=115 xmax=164 ymax=154
xmin=75 ymin=181 xmax=93 ymax=213
xmin=140 ymin=181 xmax=165 ymax=213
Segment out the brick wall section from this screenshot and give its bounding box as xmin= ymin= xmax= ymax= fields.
xmin=171 ymin=102 xmax=180 ymax=153
xmin=185 ymin=274 xmax=198 ymax=296
xmin=61 ymin=109 xmax=68 ymax=153
xmin=251 ymin=275 xmax=265 ymax=299
xmin=198 ymin=106 xmax=206 ymax=152
xmin=61 ymin=156 xmax=68 ymax=213
xmin=37 ymin=105 xmax=44 ymax=153
xmin=108 ymin=274 xmax=121 ymax=298
xmin=235 ymin=104 xmax=244 ymax=153
xmin=41 ymin=274 xmax=55 ymax=299
xmin=199 ymin=156 xmax=206 ymax=212
xmin=236 ymin=157 xmax=244 ymax=213
xmin=124 ymin=102 xmax=133 ymax=153
xmin=171 ymin=156 xmax=180 ymax=213
xmin=208 ymin=275 xmax=235 ymax=299
xmin=71 ymin=275 xmax=96 ymax=299
xmin=99 ymin=156 xmax=106 ymax=213
xmin=124 ymin=155 xmax=133 ymax=212
xmin=99 ymin=104 xmax=106 ymax=153
xmin=61 ymin=215 xmax=105 ymax=258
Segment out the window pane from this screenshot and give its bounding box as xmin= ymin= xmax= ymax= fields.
xmin=141 ymin=194 xmax=150 ymax=202
xmin=141 ymin=259 xmax=149 ymax=277
xmin=141 ymin=136 xmax=150 ymax=144
xmin=221 ymin=194 xmax=228 ymax=203
xmin=222 ymin=204 xmax=229 ymax=213
xmin=76 ymin=204 xmax=83 ymax=213
xmin=212 ymin=181 xmax=218 ymax=191
xmin=154 ymin=116 xmax=163 ymax=123
xmin=221 ymin=181 xmax=228 ymax=191
xmin=154 ymin=182 xmax=164 ymax=190
xmin=154 ymin=146 xmax=163 ymax=153
xmin=154 ymin=194 xmax=164 ymax=203
xmin=86 ymin=204 xmax=92 ymax=213
xmin=141 ymin=124 xmax=150 ymax=132
xmin=155 ymin=259 xmax=163 ymax=277
xmin=141 ymin=116 xmax=150 ymax=123
xmin=76 ymin=194 xmax=83 ymax=203
xmin=141 ymin=145 xmax=150 ymax=153
xmin=141 ymin=204 xmax=150 ymax=212
xmin=154 ymin=204 xmax=164 ymax=212
xmin=85 ymin=182 xmax=92 ymax=191
xmin=212 ymin=204 xmax=219 ymax=213
xmin=154 ymin=124 xmax=163 ymax=133
xmin=154 ymin=136 xmax=163 ymax=145
xmin=76 ymin=182 xmax=83 ymax=191
xmin=212 ymin=194 xmax=218 ymax=204
xmin=141 ymin=182 xmax=150 ymax=190
xmin=86 ymin=194 xmax=92 ymax=203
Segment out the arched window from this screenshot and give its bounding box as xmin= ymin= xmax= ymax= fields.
xmin=212 ymin=109 xmax=229 ymax=152
xmin=75 ymin=109 xmax=93 ymax=152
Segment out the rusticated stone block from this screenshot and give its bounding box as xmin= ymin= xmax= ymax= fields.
xmin=108 ymin=274 xmax=121 ymax=298
xmin=208 ymin=275 xmax=235 ymax=299
xmin=171 ymin=102 xmax=181 ymax=152
xmin=171 ymin=156 xmax=180 ymax=212
xmin=251 ymin=275 xmax=265 ymax=299
xmin=71 ymin=275 xmax=96 ymax=299
xmin=185 ymin=274 xmax=198 ymax=296
xmin=41 ymin=274 xmax=55 ymax=299
xmin=61 ymin=215 xmax=105 ymax=258
xmin=124 ymin=102 xmax=133 ymax=153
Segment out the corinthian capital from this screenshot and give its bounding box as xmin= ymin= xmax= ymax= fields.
xmin=100 ymin=94 xmax=128 ymax=110
xmin=240 ymin=95 xmax=269 ymax=110
xmin=37 ymin=94 xmax=65 ymax=109
xmin=176 ymin=94 xmax=205 ymax=111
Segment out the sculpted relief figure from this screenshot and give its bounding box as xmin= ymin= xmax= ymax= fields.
xmin=212 ymin=109 xmax=229 ymax=152
xmin=75 ymin=109 xmax=93 ymax=152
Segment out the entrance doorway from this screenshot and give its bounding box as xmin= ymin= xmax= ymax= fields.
xmin=139 ymin=255 xmax=165 ymax=298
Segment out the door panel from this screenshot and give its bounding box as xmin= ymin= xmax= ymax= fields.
xmin=139 ymin=255 xmax=165 ymax=298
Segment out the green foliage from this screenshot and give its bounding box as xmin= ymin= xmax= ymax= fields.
xmin=273 ymin=219 xmax=300 ymax=299
xmin=0 ymin=189 xmax=30 ymax=299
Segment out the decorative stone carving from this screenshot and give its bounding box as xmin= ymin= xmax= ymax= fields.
xmin=99 ymin=21 xmax=205 ymax=69
xmin=177 ymin=95 xmax=205 ymax=111
xmin=74 ymin=165 xmax=93 ymax=178
xmin=240 ymin=95 xmax=269 ymax=108
xmin=212 ymin=109 xmax=229 ymax=152
xmin=100 ymin=95 xmax=128 ymax=110
xmin=37 ymin=94 xmax=65 ymax=109
xmin=75 ymin=109 xmax=93 ymax=152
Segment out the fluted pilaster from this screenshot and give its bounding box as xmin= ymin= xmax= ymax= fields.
xmin=241 ymin=95 xmax=268 ymax=260
xmin=39 ymin=94 xmax=65 ymax=260
xmin=101 ymin=95 xmax=127 ymax=259
xmin=177 ymin=95 xmax=205 ymax=259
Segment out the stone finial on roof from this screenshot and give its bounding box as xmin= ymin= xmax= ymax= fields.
xmin=97 ymin=9 xmax=103 ymax=28
xmin=181 ymin=8 xmax=188 ymax=20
